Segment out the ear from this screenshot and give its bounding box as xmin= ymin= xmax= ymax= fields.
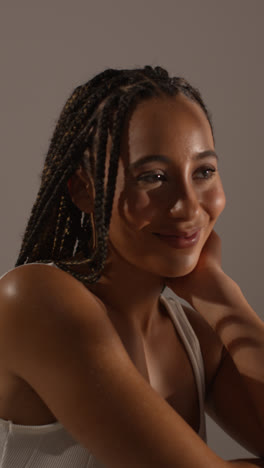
xmin=67 ymin=167 xmax=95 ymax=214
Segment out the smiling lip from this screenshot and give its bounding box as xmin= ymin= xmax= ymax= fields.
xmin=153 ymin=229 xmax=201 ymax=249
xmin=153 ymin=228 xmax=199 ymax=237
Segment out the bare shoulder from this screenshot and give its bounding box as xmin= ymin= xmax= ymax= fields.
xmin=0 ymin=262 xmax=114 ymax=360
xmin=0 ymin=262 xmax=77 ymax=293
xmin=0 ymin=262 xmax=97 ymax=301
xmin=0 ymin=262 xmax=107 ymax=320
xmin=180 ymin=301 xmax=227 ymax=393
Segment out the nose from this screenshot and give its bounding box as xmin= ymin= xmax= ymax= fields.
xmin=168 ymin=183 xmax=201 ymax=220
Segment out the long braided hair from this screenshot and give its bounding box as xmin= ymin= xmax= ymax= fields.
xmin=15 ymin=65 xmax=214 ymax=285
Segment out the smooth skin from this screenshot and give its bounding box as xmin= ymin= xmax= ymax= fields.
xmin=0 ymin=94 xmax=263 ymax=467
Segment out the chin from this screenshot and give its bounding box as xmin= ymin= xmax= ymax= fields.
xmin=159 ymin=254 xmax=200 ymax=278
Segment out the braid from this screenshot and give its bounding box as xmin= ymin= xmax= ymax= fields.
xmin=15 ymin=65 xmax=215 ymax=285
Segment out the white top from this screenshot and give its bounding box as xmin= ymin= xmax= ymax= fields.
xmin=0 ymin=262 xmax=207 ymax=467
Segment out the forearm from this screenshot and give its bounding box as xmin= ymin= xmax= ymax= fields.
xmin=228 ymin=457 xmax=264 ymax=467
xmin=190 ymin=272 xmax=264 ymax=429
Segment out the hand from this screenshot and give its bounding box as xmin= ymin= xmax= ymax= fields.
xmin=163 ymin=229 xmax=227 ymax=307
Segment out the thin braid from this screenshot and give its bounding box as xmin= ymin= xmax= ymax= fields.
xmin=16 ymin=77 xmax=154 ymax=268
xmin=104 ymin=83 xmax=157 ymax=228
xmin=49 ymin=70 xmax=148 ymax=150
xmin=47 ymin=69 xmax=121 ymax=149
xmin=44 ymin=72 xmax=148 ymax=175
xmin=55 ymin=83 xmax=158 ymax=285
xmin=16 ymin=136 xmax=87 ymax=265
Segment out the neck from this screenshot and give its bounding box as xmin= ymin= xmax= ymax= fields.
xmin=85 ymin=251 xmax=165 ymax=336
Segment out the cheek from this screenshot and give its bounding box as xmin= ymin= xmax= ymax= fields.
xmin=205 ymin=184 xmax=226 ymax=218
xmin=122 ymin=189 xmax=157 ymax=229
xmin=108 ymin=165 xmax=157 ymax=229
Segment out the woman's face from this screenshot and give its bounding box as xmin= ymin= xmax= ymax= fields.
xmin=104 ymin=93 xmax=226 ymax=278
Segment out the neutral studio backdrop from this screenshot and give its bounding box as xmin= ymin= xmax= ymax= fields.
xmin=1 ymin=0 xmax=263 ymax=460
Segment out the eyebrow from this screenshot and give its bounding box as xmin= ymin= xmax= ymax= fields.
xmin=129 ymin=150 xmax=219 ymax=170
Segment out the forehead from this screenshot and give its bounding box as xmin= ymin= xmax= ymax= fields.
xmin=121 ymin=93 xmax=214 ymax=162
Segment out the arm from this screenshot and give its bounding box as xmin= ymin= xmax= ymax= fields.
xmin=0 ymin=263 xmax=230 ymax=468
xmin=191 ymin=271 xmax=264 ymax=444
xmin=182 ymin=297 xmax=264 ymax=458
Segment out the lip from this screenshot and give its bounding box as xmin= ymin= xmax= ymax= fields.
xmin=153 ymin=229 xmax=201 ymax=249
xmin=153 ymin=228 xmax=200 ymax=237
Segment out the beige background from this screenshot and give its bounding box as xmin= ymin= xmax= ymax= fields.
xmin=1 ymin=0 xmax=263 ymax=460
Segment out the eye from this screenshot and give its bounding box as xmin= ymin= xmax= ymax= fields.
xmin=195 ymin=166 xmax=217 ymax=180
xmin=136 ymin=166 xmax=217 ymax=185
xmin=136 ymin=170 xmax=167 ymax=184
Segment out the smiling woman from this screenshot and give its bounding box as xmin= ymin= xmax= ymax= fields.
xmin=0 ymin=66 xmax=263 ymax=468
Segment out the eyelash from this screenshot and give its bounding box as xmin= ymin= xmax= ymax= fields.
xmin=137 ymin=167 xmax=217 ymax=184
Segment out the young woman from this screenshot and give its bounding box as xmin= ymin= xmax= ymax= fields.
xmin=0 ymin=66 xmax=263 ymax=468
